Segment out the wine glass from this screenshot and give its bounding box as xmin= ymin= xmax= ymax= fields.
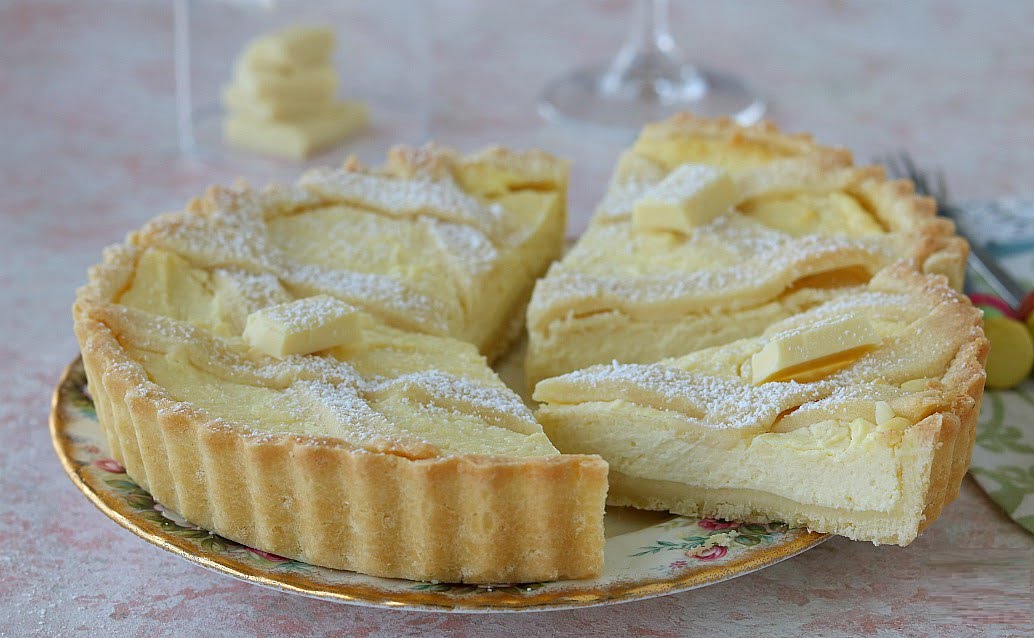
xmin=538 ymin=0 xmax=766 ymax=130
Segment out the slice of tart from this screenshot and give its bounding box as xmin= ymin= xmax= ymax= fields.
xmin=534 ymin=263 xmax=987 ymax=545
xmin=132 ymin=144 xmax=567 ymax=361
xmin=73 ymin=146 xmax=606 ymax=583
xmin=525 ymin=115 xmax=967 ymax=385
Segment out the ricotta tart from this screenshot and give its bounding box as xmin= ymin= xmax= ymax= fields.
xmin=535 ymin=263 xmax=987 ymax=545
xmin=74 ymin=146 xmax=607 ymax=583
xmin=525 ymin=115 xmax=968 ymax=385
xmin=73 ymin=117 xmax=987 ymax=583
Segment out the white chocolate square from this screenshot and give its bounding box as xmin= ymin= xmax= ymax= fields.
xmin=224 ymin=101 xmax=368 ymax=159
xmin=632 ymin=164 xmax=738 ymax=233
xmin=230 ymin=64 xmax=338 ymax=104
xmin=239 ymin=26 xmax=335 ymax=70
xmin=243 ymin=295 xmax=364 ymax=358
xmin=221 ymin=84 xmax=329 ymax=121
xmin=751 ymin=315 xmax=880 ymax=385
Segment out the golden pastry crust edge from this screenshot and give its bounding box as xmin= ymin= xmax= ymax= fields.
xmin=637 ymin=112 xmax=855 ymax=165
xmin=72 ymin=145 xmax=607 ymax=584
xmin=630 ymin=113 xmax=968 ymax=288
xmin=74 ymin=307 xmax=608 ymax=583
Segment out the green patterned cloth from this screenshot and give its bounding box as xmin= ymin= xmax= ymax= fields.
xmin=955 ymin=198 xmax=1034 ymax=534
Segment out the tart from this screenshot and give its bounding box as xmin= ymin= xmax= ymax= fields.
xmin=74 ymin=145 xmax=607 ymax=583
xmin=525 ymin=115 xmax=968 ymax=385
xmin=72 ymin=117 xmax=986 ymax=584
xmin=535 ymin=263 xmax=987 ymax=545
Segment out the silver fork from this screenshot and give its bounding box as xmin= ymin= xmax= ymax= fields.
xmin=883 ymin=153 xmax=1031 ymax=313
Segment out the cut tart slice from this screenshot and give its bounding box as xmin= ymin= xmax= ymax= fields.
xmin=130 ymin=144 xmax=567 ymax=361
xmin=73 ymin=145 xmax=606 ymax=584
xmin=525 ymin=114 xmax=967 ymax=384
xmin=534 ymin=263 xmax=987 ymax=545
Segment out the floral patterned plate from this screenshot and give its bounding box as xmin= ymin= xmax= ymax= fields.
xmin=51 ymin=357 xmax=828 ymax=612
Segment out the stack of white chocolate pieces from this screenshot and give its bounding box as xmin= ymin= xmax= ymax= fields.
xmin=222 ymin=26 xmax=368 ymax=159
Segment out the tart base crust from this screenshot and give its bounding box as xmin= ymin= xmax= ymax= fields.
xmin=77 ymin=300 xmax=607 ymax=585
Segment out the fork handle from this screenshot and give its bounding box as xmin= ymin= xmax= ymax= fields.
xmin=967 ymin=241 xmax=1034 ymax=319
xmin=967 ymin=242 xmax=1028 ymax=309
xmin=941 ymin=204 xmax=1033 ymax=316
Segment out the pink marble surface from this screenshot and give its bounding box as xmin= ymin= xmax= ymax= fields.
xmin=2 ymin=1 xmax=1033 ymax=636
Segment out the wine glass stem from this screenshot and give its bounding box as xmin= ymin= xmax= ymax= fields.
xmin=641 ymin=0 xmax=674 ymax=55
xmin=601 ymin=0 xmax=702 ymax=97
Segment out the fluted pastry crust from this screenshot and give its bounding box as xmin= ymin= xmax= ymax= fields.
xmin=74 ymin=145 xmax=608 ymax=583
xmin=72 ymin=116 xmax=987 ymax=582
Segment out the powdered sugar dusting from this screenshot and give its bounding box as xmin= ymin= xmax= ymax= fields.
xmin=134 ymin=164 xmax=536 ymax=339
xmin=548 ymin=361 xmax=829 ymax=431
xmin=427 ymin=220 xmax=500 ymax=279
xmin=298 ymin=168 xmax=504 ymax=240
xmin=533 ymin=213 xmax=895 ymax=316
xmin=280 ymin=263 xmax=452 ymax=335
xmin=596 ymin=179 xmax=655 ymax=220
xmin=247 ymin=295 xmax=357 ymax=333
xmin=370 ymin=369 xmax=534 ymax=427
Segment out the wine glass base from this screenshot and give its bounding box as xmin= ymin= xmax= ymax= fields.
xmin=538 ymin=65 xmax=766 ymax=131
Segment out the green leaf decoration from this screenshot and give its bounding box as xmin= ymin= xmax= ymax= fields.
xmin=136 ymin=511 xmax=166 ymax=524
xmin=1012 ymin=385 xmax=1034 ymax=407
xmin=175 ymin=529 xmax=213 ymax=539
xmin=199 ymin=537 xmax=228 ymax=553
xmin=970 ymin=464 xmax=1034 ymax=513
xmin=976 ymin=394 xmax=1034 ymax=454
xmin=104 ymin=479 xmax=141 ymax=491
xmin=125 ymin=494 xmax=155 ymax=510
xmin=632 ymin=538 xmax=710 ymax=556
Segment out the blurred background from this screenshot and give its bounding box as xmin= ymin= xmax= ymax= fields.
xmin=3 ymin=0 xmax=1031 ymax=237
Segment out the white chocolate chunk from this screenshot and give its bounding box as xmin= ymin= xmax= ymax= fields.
xmin=222 ymin=26 xmax=370 ymax=159
xmin=222 ymin=84 xmax=329 ymax=121
xmin=224 ymin=102 xmax=369 ymax=159
xmin=243 ymin=295 xmax=364 ymax=358
xmin=874 ymin=400 xmax=895 ymax=426
xmin=900 ymin=378 xmax=930 ymax=392
xmin=632 ymin=164 xmax=738 ymax=233
xmin=877 ymin=416 xmax=911 ymax=433
xmin=230 ymin=64 xmax=338 ymax=103
xmin=751 ymin=315 xmax=881 ymax=385
xmin=239 ymin=26 xmax=335 ymax=70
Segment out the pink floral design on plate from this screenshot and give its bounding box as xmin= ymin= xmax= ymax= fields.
xmin=93 ymin=458 xmax=125 ymax=473
xmin=693 ymin=546 xmax=728 ymax=561
xmin=244 ymin=547 xmax=291 ymax=563
xmin=698 ymin=518 xmax=736 ymax=531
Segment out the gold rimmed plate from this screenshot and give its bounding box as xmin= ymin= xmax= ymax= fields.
xmin=51 ymin=357 xmax=828 ymax=612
